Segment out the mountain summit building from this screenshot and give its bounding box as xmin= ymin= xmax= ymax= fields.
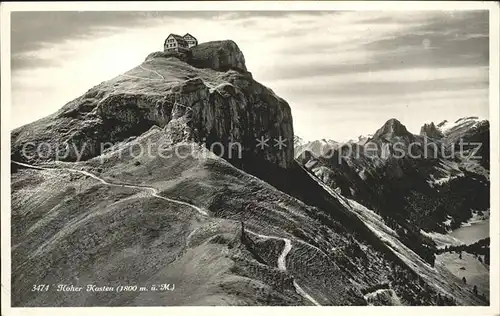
xmin=164 ymin=33 xmax=198 ymax=53
xmin=183 ymin=33 xmax=198 ymax=47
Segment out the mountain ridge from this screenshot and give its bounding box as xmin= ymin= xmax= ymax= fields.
xmin=371 ymin=118 xmax=414 ymax=141
xmin=296 ymin=117 xmax=489 ymax=267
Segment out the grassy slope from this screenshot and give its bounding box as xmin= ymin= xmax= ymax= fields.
xmin=11 ymin=164 xmax=306 ymax=306
xmin=87 ymin=127 xmax=368 ymax=305
xmin=11 ymin=127 xmax=361 ymax=306
xmin=436 ymin=252 xmax=489 ymax=298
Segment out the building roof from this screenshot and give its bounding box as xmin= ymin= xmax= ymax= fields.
xmin=166 ymin=33 xmax=188 ymax=45
xmin=183 ymin=33 xmax=197 ymax=40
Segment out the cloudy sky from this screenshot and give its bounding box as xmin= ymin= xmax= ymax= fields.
xmin=11 ymin=10 xmax=489 ymax=141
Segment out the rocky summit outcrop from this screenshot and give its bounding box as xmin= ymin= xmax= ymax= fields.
xmin=422 ymin=117 xmax=489 ymax=170
xmin=190 ymin=40 xmax=247 ymax=73
xmin=371 ymin=118 xmax=415 ymax=142
xmin=146 ymin=40 xmax=247 ymax=73
xmin=11 ymin=40 xmax=294 ymax=169
xmin=420 ymin=122 xmax=444 ymax=139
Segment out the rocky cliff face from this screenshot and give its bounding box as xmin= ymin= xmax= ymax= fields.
xmin=11 ymin=40 xmax=294 ymax=169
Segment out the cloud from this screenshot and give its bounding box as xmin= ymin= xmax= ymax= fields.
xmin=270 ymin=66 xmax=487 ymax=88
xmin=289 ymin=88 xmax=488 ymax=141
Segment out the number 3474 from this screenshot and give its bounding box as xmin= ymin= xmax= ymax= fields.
xmin=32 ymin=284 xmax=50 ymax=292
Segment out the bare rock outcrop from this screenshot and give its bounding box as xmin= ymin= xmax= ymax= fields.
xmin=419 ymin=122 xmax=444 ymax=139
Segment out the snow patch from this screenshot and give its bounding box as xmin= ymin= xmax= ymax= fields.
xmin=436 ymin=117 xmax=481 ymax=135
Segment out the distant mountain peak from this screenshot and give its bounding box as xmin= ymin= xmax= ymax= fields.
xmin=372 ymin=118 xmax=411 ymax=140
xmin=320 ymin=138 xmax=338 ymax=145
xmin=294 ymin=135 xmax=305 ymax=147
xmin=385 ymin=118 xmax=405 ymax=127
xmin=420 ymin=122 xmax=444 ymax=138
xmin=437 ymin=120 xmax=448 ymax=128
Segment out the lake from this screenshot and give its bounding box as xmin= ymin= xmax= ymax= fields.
xmin=449 ymin=219 xmax=490 ymax=245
